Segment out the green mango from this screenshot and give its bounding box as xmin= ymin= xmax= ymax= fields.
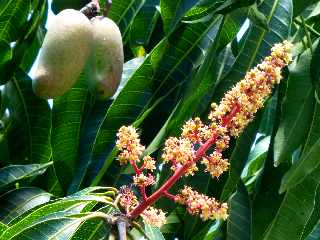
xmin=51 ymin=0 xmax=90 ymax=14
xmin=88 ymin=16 xmax=124 ymax=100
xmin=33 ymin=9 xmax=92 ymax=98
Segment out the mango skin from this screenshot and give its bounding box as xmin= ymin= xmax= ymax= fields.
xmin=33 ymin=9 xmax=92 ymax=99
xmin=88 ymin=17 xmax=124 ymax=100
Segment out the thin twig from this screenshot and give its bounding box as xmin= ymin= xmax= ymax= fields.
xmin=103 ymin=0 xmax=112 ymax=17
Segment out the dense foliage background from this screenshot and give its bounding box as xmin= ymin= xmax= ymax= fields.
xmin=0 ymin=0 xmax=320 ymax=239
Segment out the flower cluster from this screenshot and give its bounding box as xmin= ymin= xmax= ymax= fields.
xmin=176 ymin=186 xmax=228 ymax=221
xmin=116 ymin=126 xmax=145 ymax=165
xmin=140 ymin=207 xmax=167 ymax=228
xmin=208 ymin=41 xmax=292 ymax=137
xmin=115 ymin=41 xmax=292 ymax=227
xmin=161 ymin=137 xmax=196 ymax=174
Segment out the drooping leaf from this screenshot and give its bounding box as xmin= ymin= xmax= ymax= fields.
xmin=69 ymin=58 xmax=145 ymax=193
xmin=262 ymin=167 xmax=320 ymax=240
xmin=129 ymin=0 xmax=160 ymax=47
xmin=52 ymin=71 xmax=90 ymax=193
xmin=0 ymin=187 xmax=51 ymax=224
xmin=213 ymin=0 xmax=293 ymax=101
xmin=301 ymin=185 xmax=320 ymax=239
xmin=251 ymin=80 xmax=289 ymax=240
xmin=0 ymin=193 xmax=114 ymax=240
xmin=9 ymin=211 xmax=116 ymax=240
xmin=0 ymin=0 xmax=31 ymax=43
xmin=5 ymin=70 xmax=51 ymax=164
xmin=0 ymin=162 xmax=52 ymax=190
xmin=71 ymin=205 xmax=119 ymax=240
xmin=145 ymin=224 xmax=165 ymax=240
xmin=0 ymin=222 xmax=8 ymax=234
xmin=0 ymin=0 xmax=47 ymax=85
xmin=293 ymin=0 xmax=319 ymax=16
xmin=10 ymin=217 xmax=85 ymax=240
xmin=160 ymin=0 xmax=199 ymax=34
xmin=107 ymin=0 xmax=146 ymax=39
xmin=279 ymin=105 xmax=320 ymax=192
xmin=305 ymin=219 xmax=320 ymax=240
xmin=226 ymin=180 xmax=251 ymax=240
xmin=220 ymin=114 xmax=261 ymax=201
xmin=241 ymin=136 xmax=270 ymax=193
xmin=274 ymin=47 xmax=315 ymax=166
xmin=310 ymin=37 xmax=320 ymax=93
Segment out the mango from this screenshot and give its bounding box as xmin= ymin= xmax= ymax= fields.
xmin=88 ymin=16 xmax=124 ymax=100
xmin=33 ymin=9 xmax=92 ymax=98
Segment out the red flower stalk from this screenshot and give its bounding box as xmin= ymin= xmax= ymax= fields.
xmin=115 ymin=41 xmax=292 ymax=227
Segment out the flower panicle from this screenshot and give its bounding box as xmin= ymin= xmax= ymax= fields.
xmin=115 ymin=41 xmax=292 ymax=226
xmin=175 ymin=186 xmax=228 ymax=221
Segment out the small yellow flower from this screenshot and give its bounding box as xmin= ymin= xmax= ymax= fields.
xmin=141 ymin=207 xmax=166 ymax=227
xmin=116 ymin=126 xmax=145 ymax=165
xmin=176 ymin=186 xmax=228 ymax=221
xmin=143 ymin=156 xmax=156 ymax=172
xmin=162 ymin=137 xmax=194 ymax=166
xmin=133 ymin=173 xmax=155 ymax=187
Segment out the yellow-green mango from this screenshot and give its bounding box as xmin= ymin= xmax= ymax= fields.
xmin=33 ymin=9 xmax=92 ymax=98
xmin=88 ymin=16 xmax=124 ymax=100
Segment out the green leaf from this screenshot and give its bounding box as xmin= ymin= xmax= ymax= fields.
xmin=69 ymin=58 xmax=145 ymax=192
xmin=293 ymin=0 xmax=319 ymax=16
xmin=145 ymin=224 xmax=165 ymax=240
xmin=251 ymin=82 xmax=289 ymax=240
xmin=9 ymin=212 xmax=113 ymax=240
xmin=0 ymin=187 xmax=51 ymax=224
xmin=310 ymin=37 xmax=320 ymax=93
xmin=274 ymin=47 xmax=315 ymax=166
xmin=0 ymin=194 xmax=112 ymax=240
xmin=0 ymin=162 xmax=52 ymax=190
xmin=51 ymin=0 xmax=89 ymax=14
xmin=0 ymin=0 xmax=31 ymax=43
xmin=5 ymin=70 xmax=51 ymax=164
xmin=0 ymin=222 xmax=8 ymax=233
xmin=305 ymin=219 xmax=320 ymax=240
xmin=227 ymin=180 xmax=251 ymax=240
xmin=0 ymin=0 xmax=47 ymax=85
xmin=129 ymin=0 xmax=160 ymax=47
xmin=0 ymin=40 xmax=12 ymax=83
xmin=21 ymin=26 xmax=46 ymax=73
xmin=165 ymin=11 xmax=246 ymax=138
xmin=10 ymin=217 xmax=85 ymax=240
xmin=259 ymin=93 xmax=278 ymax=135
xmin=248 ymin=3 xmax=269 ymax=31
xmin=220 ymin=114 xmax=261 ymax=201
xmin=213 ymin=0 xmax=293 ymax=101
xmin=241 ymin=136 xmax=270 ymax=193
xmin=52 ymin=72 xmax=90 ymax=193
xmin=302 ymin=185 xmax=320 ymax=238
xmin=160 ymin=0 xmax=199 ymax=34
xmin=108 ymin=0 xmax=145 ymax=39
xmin=279 ymin=126 xmax=320 ymax=192
xmin=262 ymin=167 xmax=320 ymax=240
xmin=71 ymin=206 xmax=118 ymax=240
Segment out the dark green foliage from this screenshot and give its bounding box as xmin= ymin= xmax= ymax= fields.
xmin=0 ymin=0 xmax=319 ymax=239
